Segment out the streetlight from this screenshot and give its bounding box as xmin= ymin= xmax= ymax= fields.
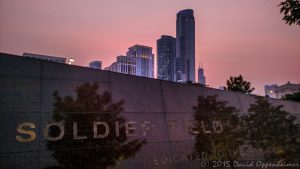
xmin=67 ymin=58 xmax=75 ymax=65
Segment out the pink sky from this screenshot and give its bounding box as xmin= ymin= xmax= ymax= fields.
xmin=1 ymin=0 xmax=299 ymax=94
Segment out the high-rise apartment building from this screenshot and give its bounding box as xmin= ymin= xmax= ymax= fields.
xmin=126 ymin=45 xmax=154 ymax=78
xmin=105 ymin=45 xmax=154 ymax=78
xmin=157 ymin=35 xmax=176 ymax=81
xmin=104 ymin=56 xmax=136 ymax=75
xmin=175 ymin=9 xmax=195 ymax=82
xmin=116 ymin=55 xmax=136 ymax=75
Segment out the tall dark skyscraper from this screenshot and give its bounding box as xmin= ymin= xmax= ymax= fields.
xmin=157 ymin=35 xmax=176 ymax=81
xmin=175 ymin=9 xmax=195 ymax=82
xmin=198 ymin=62 xmax=206 ymax=85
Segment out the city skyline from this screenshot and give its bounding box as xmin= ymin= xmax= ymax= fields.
xmin=1 ymin=0 xmax=300 ymax=94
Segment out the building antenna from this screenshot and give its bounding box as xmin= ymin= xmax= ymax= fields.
xmin=198 ymin=60 xmax=203 ymax=69
xmin=201 ymin=60 xmax=203 ymax=69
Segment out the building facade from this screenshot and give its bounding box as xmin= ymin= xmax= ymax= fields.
xmin=276 ymin=82 xmax=300 ymax=98
xmin=264 ymin=84 xmax=278 ymax=98
xmin=22 ymin=53 xmax=67 ymax=64
xmin=89 ymin=61 xmax=102 ymax=69
xmin=104 ymin=62 xmax=118 ymax=72
xmin=175 ymin=9 xmax=195 ymax=82
xmin=265 ymin=82 xmax=300 ymax=98
xmin=265 ymin=81 xmax=300 ymax=99
xmin=197 ymin=64 xmax=206 ymax=85
xmin=2 ymin=53 xmax=300 ymax=169
xmin=104 ymin=56 xmax=136 ymax=76
xmin=116 ymin=55 xmax=136 ymax=75
xmin=157 ymin=35 xmax=176 ymax=81
xmin=126 ymin=45 xmax=154 ymax=78
xmin=105 ymin=45 xmax=154 ymax=78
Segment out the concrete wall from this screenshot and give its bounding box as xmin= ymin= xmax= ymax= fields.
xmin=1 ymin=53 xmax=299 ymax=169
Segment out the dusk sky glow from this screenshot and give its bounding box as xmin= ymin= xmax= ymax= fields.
xmin=0 ymin=0 xmax=299 ymax=94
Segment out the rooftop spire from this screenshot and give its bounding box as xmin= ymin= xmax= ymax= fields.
xmin=198 ymin=60 xmax=203 ymax=69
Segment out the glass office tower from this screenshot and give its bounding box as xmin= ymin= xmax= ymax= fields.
xmin=176 ymin=9 xmax=195 ymax=82
xmin=157 ymin=35 xmax=176 ymax=81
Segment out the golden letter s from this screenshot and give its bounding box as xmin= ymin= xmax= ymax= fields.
xmin=16 ymin=122 xmax=36 ymax=142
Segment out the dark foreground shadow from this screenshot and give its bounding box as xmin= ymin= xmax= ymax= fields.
xmin=45 ymin=83 xmax=146 ymax=169
xmin=192 ymin=95 xmax=300 ymax=168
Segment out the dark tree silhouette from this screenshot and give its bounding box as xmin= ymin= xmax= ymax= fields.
xmin=192 ymin=95 xmax=243 ymax=168
xmin=225 ymin=75 xmax=255 ymax=94
xmin=46 ymin=83 xmax=146 ymax=169
xmin=242 ymin=97 xmax=300 ymax=161
xmin=283 ymin=92 xmax=300 ymax=102
xmin=279 ymin=0 xmax=300 ymax=25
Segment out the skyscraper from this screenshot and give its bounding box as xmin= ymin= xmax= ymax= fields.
xmin=157 ymin=35 xmax=176 ymax=81
xmin=198 ymin=62 xmax=206 ymax=85
xmin=175 ymin=9 xmax=195 ymax=82
xmin=126 ymin=45 xmax=154 ymax=78
xmin=104 ymin=56 xmax=136 ymax=75
xmin=116 ymin=55 xmax=136 ymax=75
xmin=105 ymin=45 xmax=154 ymax=78
xmin=89 ymin=61 xmax=102 ymax=69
